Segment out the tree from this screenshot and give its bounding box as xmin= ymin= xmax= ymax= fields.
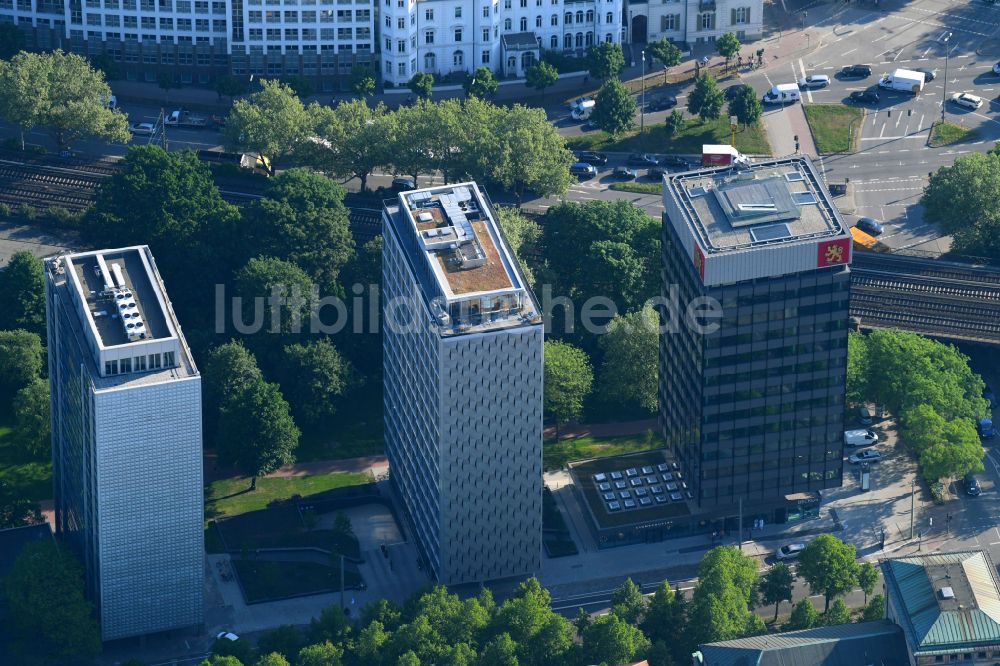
xmin=351 ymin=65 xmax=377 ymax=96
xmin=298 ymin=641 xmax=344 ymax=666
xmin=901 ymin=403 xmax=947 ymax=455
xmin=919 ymin=420 xmax=985 ymax=482
xmin=13 ymin=378 xmax=49 ymax=458
xmin=397 ymin=652 xmax=421 ymax=666
xmin=157 ymin=71 xmax=176 ymax=103
xmin=215 ymin=74 xmax=249 ymax=102
xmin=797 ymin=534 xmax=859 ymax=611
xmin=232 ymin=256 xmax=316 ymax=358
xmin=646 ymin=641 xmax=674 ymax=666
xmin=664 ymin=109 xmax=684 ymax=140
xmin=240 ymin=168 xmax=355 ymax=289
xmin=277 ymin=340 xmax=348 ymax=428
xmin=0 ymin=50 xmax=130 ymax=150
xmin=861 ymin=594 xmax=886 ymax=622
xmin=690 ymin=546 xmax=762 ymax=645
xmin=846 ymin=331 xmax=870 ymax=405
xmin=203 ymin=341 xmax=265 ymax=441
xmin=360 ymin=599 xmax=403 ymax=632
xmin=223 ymin=79 xmax=311 ymax=174
xmin=543 ymin=340 xmax=593 ymax=436
xmin=581 ymin=613 xmax=650 ymax=666
xmin=641 ymin=582 xmax=687 ymax=662
xmin=592 ymin=78 xmax=636 ymax=137
xmin=280 ymin=74 xmax=315 ymax=98
xmin=784 ymin=599 xmax=819 ymax=631
xmin=307 ymin=99 xmax=392 ymax=192
xmin=496 ymin=207 xmax=541 ymax=286
xmin=716 ymin=32 xmax=742 ymax=71
xmin=0 ymin=329 xmax=43 ymax=399
xmin=203 ymin=657 xmax=246 ymax=666
xmin=598 ymin=307 xmax=658 ymax=412
xmin=216 ymin=376 xmax=300 ymax=490
xmin=255 ymin=654 xmax=290 ymax=666
xmin=822 ymin=598 xmax=852 ymax=626
xmin=759 ymin=562 xmax=795 ymax=623
xmin=353 ymin=620 xmax=389 ymax=664
xmin=0 ymin=250 xmax=46 ymax=336
xmin=857 ymin=561 xmax=879 ymax=604
xmin=308 ymin=605 xmax=353 ymax=646
xmin=0 ymin=22 xmax=25 ymax=60
xmin=587 ymin=42 xmax=626 ymax=80
xmin=256 ymin=625 xmax=305 ymax=662
xmin=728 ymin=85 xmax=762 ymax=128
xmin=687 ymin=73 xmax=725 ymax=121
xmin=465 ymin=67 xmax=499 ymax=98
xmin=408 ymin=72 xmax=435 ymax=99
xmin=486 ymin=102 xmax=574 ymax=200
xmin=922 ymin=152 xmax=1000 ymax=257
xmin=525 ymin=61 xmax=558 ymax=99
xmin=573 ymin=607 xmax=591 ymax=637
xmin=0 ymin=479 xmax=42 ymax=529
xmin=610 ymin=578 xmax=646 ymax=625
xmin=477 ymin=633 xmax=518 ymax=666
xmin=211 ymin=636 xmax=254 ymax=664
xmin=647 ymin=38 xmax=682 ymax=68
xmin=3 ymin=541 xmax=101 ymax=664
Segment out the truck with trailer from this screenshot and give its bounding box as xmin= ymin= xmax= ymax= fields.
xmin=164 ymin=109 xmax=214 ymax=128
xmin=878 ymin=69 xmax=926 ymax=93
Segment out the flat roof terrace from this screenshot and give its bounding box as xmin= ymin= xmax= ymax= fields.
xmin=67 ymin=248 xmax=171 ymax=347
xmin=666 ymin=156 xmax=843 ymax=254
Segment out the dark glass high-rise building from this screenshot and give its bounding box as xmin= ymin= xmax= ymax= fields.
xmin=659 ymin=156 xmax=851 ymax=513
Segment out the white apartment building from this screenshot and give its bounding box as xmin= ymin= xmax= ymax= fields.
xmin=379 ymin=0 xmax=624 ymax=86
xmin=381 ymin=182 xmax=544 ymax=585
xmin=45 ymin=246 xmax=204 ymax=641
xmin=625 ymin=0 xmax=762 ymax=48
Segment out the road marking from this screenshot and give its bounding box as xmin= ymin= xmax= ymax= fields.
xmin=860 ymin=135 xmax=929 ymax=140
xmin=843 ymin=48 xmax=858 ymax=56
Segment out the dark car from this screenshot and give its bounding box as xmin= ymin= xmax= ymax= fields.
xmin=659 ymin=155 xmax=695 ymax=171
xmin=647 ymin=95 xmax=677 ymax=111
xmin=725 ymin=84 xmax=752 ymax=101
xmin=575 ymin=150 xmax=608 ymax=165
xmin=913 ymin=67 xmax=937 ymax=82
xmin=965 ymin=473 xmax=982 ymax=497
xmin=841 ymin=64 xmax=873 ymax=79
xmin=856 ymin=217 xmax=885 ymax=236
xmin=614 ymin=166 xmax=638 ymax=180
xmin=647 ymin=166 xmax=669 ymax=179
xmin=848 ymin=90 xmax=880 ymax=105
xmin=391 ymin=177 xmax=417 ymax=191
xmin=628 ymin=153 xmax=659 ymax=166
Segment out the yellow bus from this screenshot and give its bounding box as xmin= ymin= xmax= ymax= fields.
xmin=850 ymin=226 xmax=890 ymax=253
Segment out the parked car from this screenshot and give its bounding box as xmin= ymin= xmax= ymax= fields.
xmin=849 ymin=449 xmax=882 ymax=464
xmin=614 ymin=166 xmax=638 ymax=180
xmin=840 ymin=64 xmax=873 ymax=79
xmin=391 ymin=177 xmax=417 ymax=191
xmin=859 ymin=406 xmax=874 ymax=425
xmin=848 ymin=90 xmax=880 ymax=105
xmin=628 ymin=153 xmax=659 ymax=166
xmin=647 ymin=95 xmax=678 ymax=111
xmin=725 ymin=84 xmax=753 ymax=101
xmin=216 ymin=632 xmax=239 ymax=642
xmin=798 ymin=74 xmax=831 ymax=89
xmin=994 ymin=62 xmax=1000 ymax=75
xmin=952 ymin=92 xmax=984 ymax=110
xmin=570 ymin=162 xmax=598 ymax=179
xmin=856 ymin=217 xmax=885 ymax=236
xmin=775 ymin=543 xmax=806 ymax=560
xmin=659 ymin=155 xmax=694 ymax=170
xmin=647 ymin=166 xmax=669 ymax=179
xmin=965 ymin=473 xmax=982 ymax=496
xmin=914 ymin=67 xmax=937 ymax=82
xmin=129 ymin=122 xmax=155 ymax=135
xmin=575 ymin=150 xmax=608 ymax=165
xmin=844 ymin=429 xmax=879 ymax=447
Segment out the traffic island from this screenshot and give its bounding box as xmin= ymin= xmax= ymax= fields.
xmin=802 ymin=104 xmax=864 ymax=154
xmin=928 ymin=121 xmax=975 ymax=147
xmin=565 ymin=116 xmax=771 ymax=155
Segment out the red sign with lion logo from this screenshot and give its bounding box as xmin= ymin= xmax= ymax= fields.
xmin=817 ymin=238 xmax=851 ymax=268
xmin=693 ymin=245 xmax=705 ymax=281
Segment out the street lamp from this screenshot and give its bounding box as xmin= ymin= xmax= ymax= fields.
xmin=941 ymin=31 xmax=952 ymax=123
xmin=641 ymin=50 xmax=646 ymax=134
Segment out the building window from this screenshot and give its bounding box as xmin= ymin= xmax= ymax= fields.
xmin=605 ymin=32 xmax=611 ymax=42
xmin=425 ymin=7 xmax=432 ymax=19
xmin=551 ymin=14 xmax=557 ymax=25
xmin=453 ymin=49 xmax=463 ymax=65
xmin=550 ymin=34 xmax=557 ymax=47
xmin=520 ymin=17 xmax=526 ymax=30
xmin=575 ymin=10 xmax=583 ymax=22
xmin=424 ymin=52 xmax=435 ymax=69
xmin=425 ymin=30 xmax=433 ymax=43
xmin=504 ymin=18 xmax=511 ymax=30
xmin=586 ymin=31 xmax=593 ymax=45
xmin=732 ymin=6 xmax=750 ymax=24
xmin=564 ymin=11 xmax=571 ymax=23
xmin=586 ymin=9 xmax=593 ymax=21
xmin=520 ymin=0 xmax=526 ymax=6
xmin=606 ymin=11 xmax=612 ymax=23
xmin=564 ymin=32 xmax=571 ymax=48
xmin=482 ymin=49 xmax=489 ymax=63
xmin=397 ymin=17 xmax=405 ymax=28
xmin=454 ymin=27 xmax=462 ymax=41
xmin=104 ymin=360 xmax=118 ymax=375
xmin=454 ymin=5 xmax=460 ymax=17
xmin=482 ymin=5 xmax=488 ymax=17
xmin=662 ymin=13 xmax=678 ymax=30
xmin=120 ymin=357 xmax=132 ymax=373
xmin=397 ymin=39 xmax=405 ymax=52
xmin=700 ymin=12 xmax=715 ymax=30
xmin=483 ymin=28 xmax=489 ymax=40
xmin=535 ymin=15 xmax=541 ymax=27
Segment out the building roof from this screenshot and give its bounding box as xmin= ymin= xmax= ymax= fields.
xmin=662 ymin=156 xmax=852 ymax=287
xmin=882 ymin=550 xmax=1000 ymax=653
xmin=382 ymin=182 xmax=541 ymax=337
xmin=696 ymin=620 xmax=908 ymax=666
xmin=501 ymin=31 xmax=540 ymax=50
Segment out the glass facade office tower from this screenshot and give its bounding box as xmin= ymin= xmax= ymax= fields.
xmin=45 ymin=246 xmax=203 ymax=641
xmin=659 ymin=156 xmax=851 ymax=512
xmin=382 ymin=182 xmax=543 ymax=585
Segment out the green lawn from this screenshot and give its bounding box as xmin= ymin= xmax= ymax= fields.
xmin=232 ymin=559 xmax=362 ymax=603
xmin=205 ymin=472 xmax=371 ymax=521
xmin=0 ymin=420 xmax=52 ymax=504
xmin=295 ymin=394 xmax=384 ymax=463
xmin=802 ymin=104 xmax=865 ymax=154
xmin=566 ymin=116 xmax=771 ymax=156
xmin=544 ymin=431 xmax=664 ymax=470
xmin=609 ymin=182 xmax=662 ymax=195
xmin=929 ymin=121 xmax=975 ymax=147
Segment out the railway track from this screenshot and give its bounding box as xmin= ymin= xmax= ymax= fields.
xmin=0 ymin=161 xmax=106 ymax=211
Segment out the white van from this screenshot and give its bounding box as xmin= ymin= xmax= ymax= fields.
xmin=571 ymin=99 xmax=596 ymax=121
xmin=844 ymin=429 xmax=879 ymax=447
xmin=762 ymin=83 xmax=801 ymax=105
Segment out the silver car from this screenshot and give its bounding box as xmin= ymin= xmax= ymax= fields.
xmin=798 ymin=75 xmax=830 ymax=89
